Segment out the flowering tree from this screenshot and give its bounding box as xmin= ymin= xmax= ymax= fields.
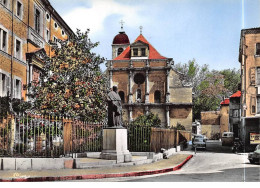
xmin=28 ymin=30 xmax=109 ymax=122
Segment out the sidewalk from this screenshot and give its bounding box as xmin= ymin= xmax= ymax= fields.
xmin=0 ymin=154 xmax=193 ymax=182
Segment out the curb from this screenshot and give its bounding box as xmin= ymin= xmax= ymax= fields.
xmin=0 ymin=155 xmax=193 ymax=182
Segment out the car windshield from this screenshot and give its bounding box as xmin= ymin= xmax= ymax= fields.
xmin=194 ymin=138 xmax=203 ymax=142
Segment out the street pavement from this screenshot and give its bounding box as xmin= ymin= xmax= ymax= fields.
xmin=120 ymin=141 xmax=260 ymax=182
xmin=0 ymin=153 xmax=191 ymax=182
xmin=79 ymin=141 xmax=259 ymax=182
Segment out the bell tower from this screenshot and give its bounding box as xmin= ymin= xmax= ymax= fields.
xmin=112 ymin=20 xmax=130 ymax=59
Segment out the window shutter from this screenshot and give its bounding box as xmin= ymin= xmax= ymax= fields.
xmin=251 ymin=96 xmax=256 ymax=114
xmin=250 ymin=68 xmax=256 ymax=85
xmin=257 ymin=68 xmax=260 ymax=85
xmin=6 ymin=75 xmax=10 ymax=96
xmin=20 ymin=81 xmax=22 ymax=99
xmin=13 ymin=79 xmax=16 ymax=98
xmin=257 ymin=97 xmax=260 ymax=114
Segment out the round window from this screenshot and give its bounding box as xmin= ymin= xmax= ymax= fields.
xmin=134 ymin=73 xmax=145 ymax=85
xmin=46 ymin=13 xmax=50 ymax=20
xmin=54 ymin=22 xmax=58 ymax=28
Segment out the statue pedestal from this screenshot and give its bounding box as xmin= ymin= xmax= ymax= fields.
xmin=100 ymin=128 xmax=132 ymax=163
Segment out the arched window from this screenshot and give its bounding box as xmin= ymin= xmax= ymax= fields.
xmin=119 ymin=91 xmax=125 ymax=103
xmin=117 ymin=48 xmax=123 ymax=56
xmin=136 ymin=89 xmax=141 ymax=101
xmin=154 ymin=90 xmax=161 ymax=103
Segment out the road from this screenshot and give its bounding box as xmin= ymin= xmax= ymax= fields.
xmin=80 ymin=141 xmax=260 ymax=182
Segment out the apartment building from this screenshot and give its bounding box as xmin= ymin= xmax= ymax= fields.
xmin=0 ymin=0 xmax=74 ymax=100
xmin=239 ymin=27 xmax=260 ymax=151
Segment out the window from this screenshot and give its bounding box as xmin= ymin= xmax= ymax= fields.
xmin=54 ymin=22 xmax=58 ymax=29
xmin=46 ymin=29 xmax=50 ymax=42
xmin=2 ymin=0 xmax=8 ymax=7
xmin=119 ymin=91 xmax=125 ymax=103
xmin=16 ymin=1 xmax=22 ymax=19
xmin=0 ymin=28 xmax=8 ymax=52
xmin=154 ymin=90 xmax=161 ymax=103
xmin=256 ymin=43 xmax=260 ymax=56
xmin=251 ymin=96 xmax=256 ymax=114
xmin=15 ymin=38 xmax=22 ymax=60
xmin=233 ymin=109 xmax=239 ymax=117
xmin=141 ymin=48 xmax=146 ymax=56
xmin=35 ymin=8 xmax=40 ymax=34
xmin=53 ymin=36 xmax=58 ymax=43
xmin=257 ymin=97 xmax=260 ymax=114
xmin=46 ymin=13 xmax=50 ymax=21
xmin=61 ymin=30 xmax=65 ymax=36
xmin=133 ymin=48 xmax=138 ymax=56
xmin=117 ymin=48 xmax=123 ymax=56
xmin=0 ymin=72 xmax=10 ymax=97
xmin=134 ymin=73 xmax=145 ymax=85
xmin=136 ymin=89 xmax=141 ymax=101
xmin=257 ymin=67 xmax=260 ymax=85
xmin=14 ymin=78 xmax=21 ymax=99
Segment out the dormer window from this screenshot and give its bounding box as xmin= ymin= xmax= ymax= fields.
xmin=141 ymin=48 xmax=146 ymax=56
xmin=133 ymin=48 xmax=138 ymax=56
xmin=130 ymin=41 xmax=149 ymax=59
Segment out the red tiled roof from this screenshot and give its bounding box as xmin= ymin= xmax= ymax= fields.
xmin=220 ymin=98 xmax=230 ymax=105
xmin=230 ymin=91 xmax=241 ymax=98
xmin=114 ymin=34 xmax=167 ymax=60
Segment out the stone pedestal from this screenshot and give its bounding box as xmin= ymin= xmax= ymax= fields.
xmin=100 ymin=128 xmax=132 ymax=163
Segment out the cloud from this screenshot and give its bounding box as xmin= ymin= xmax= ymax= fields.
xmin=62 ymin=0 xmax=146 ymax=35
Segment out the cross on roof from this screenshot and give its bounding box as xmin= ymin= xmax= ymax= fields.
xmin=139 ymin=26 xmax=143 ymax=34
xmin=120 ymin=20 xmax=125 ymax=31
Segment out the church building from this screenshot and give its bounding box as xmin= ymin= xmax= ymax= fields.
xmin=107 ymin=26 xmax=193 ymax=130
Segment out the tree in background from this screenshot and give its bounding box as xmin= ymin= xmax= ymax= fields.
xmin=173 ymin=60 xmax=241 ymax=120
xmin=27 ymin=29 xmax=109 ymax=122
xmin=130 ymin=113 xmax=161 ymax=127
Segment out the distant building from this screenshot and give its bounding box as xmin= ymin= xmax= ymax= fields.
xmin=107 ymin=27 xmax=193 ymax=129
xmin=220 ymin=98 xmax=230 ymax=136
xmin=200 ymin=111 xmax=220 ymax=139
xmin=0 ymin=0 xmax=74 ymax=100
xmin=229 ymin=91 xmax=241 ymax=138
xmin=239 ymin=27 xmax=260 ymax=151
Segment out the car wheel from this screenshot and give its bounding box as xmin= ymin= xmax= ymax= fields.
xmin=249 ymin=159 xmax=255 ymax=164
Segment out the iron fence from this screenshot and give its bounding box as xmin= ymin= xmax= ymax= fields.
xmin=0 ymin=114 xmax=104 ymax=157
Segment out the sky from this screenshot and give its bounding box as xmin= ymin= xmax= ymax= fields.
xmin=49 ymin=0 xmax=260 ymax=72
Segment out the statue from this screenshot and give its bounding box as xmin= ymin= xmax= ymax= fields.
xmin=107 ymin=86 xmax=123 ymax=127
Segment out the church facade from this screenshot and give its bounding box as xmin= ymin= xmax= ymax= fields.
xmin=107 ymin=29 xmax=193 ymax=130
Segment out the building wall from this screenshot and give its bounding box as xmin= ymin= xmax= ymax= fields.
xmin=170 ymin=106 xmax=192 ymax=131
xmin=201 ymin=124 xmax=220 ymax=139
xmin=241 ymin=32 xmax=260 ymax=117
xmin=200 ymin=111 xmax=220 ymax=139
xmin=220 ymin=105 xmax=229 ymax=135
xmin=201 ymin=111 xmax=220 ymax=125
xmin=0 ymin=0 xmax=73 ymax=100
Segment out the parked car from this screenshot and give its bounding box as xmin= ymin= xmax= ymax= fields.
xmin=248 ymin=144 xmax=260 ymax=164
xmin=192 ymin=137 xmax=206 ymax=149
xmin=192 ymin=134 xmax=207 ymax=142
xmin=222 ymin=132 xmax=234 ymax=146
